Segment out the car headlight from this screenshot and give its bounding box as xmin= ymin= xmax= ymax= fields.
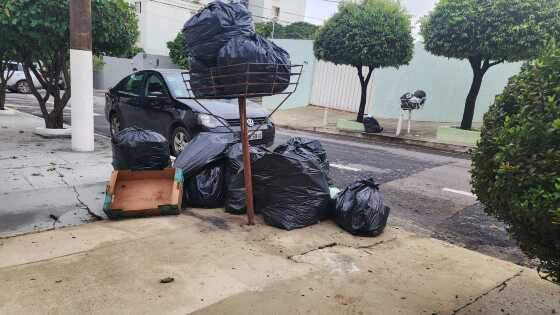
xmin=198 ymin=114 xmax=225 ymax=129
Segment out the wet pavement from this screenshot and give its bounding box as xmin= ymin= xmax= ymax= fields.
xmin=4 ymin=92 xmax=529 ymax=267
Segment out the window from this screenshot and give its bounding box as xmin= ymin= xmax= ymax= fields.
xmin=118 ymin=72 xmax=145 ymax=94
xmin=163 ymin=72 xmax=190 ymax=98
xmin=272 ymin=6 xmax=280 ymax=18
xmin=145 ymin=74 xmax=167 ymax=96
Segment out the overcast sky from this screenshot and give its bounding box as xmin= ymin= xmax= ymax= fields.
xmin=305 ymin=0 xmax=438 ymax=36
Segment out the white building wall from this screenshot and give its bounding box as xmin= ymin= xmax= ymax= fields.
xmin=247 ymin=0 xmax=307 ymax=25
xmin=310 ymin=61 xmax=374 ymax=113
xmin=134 ymin=0 xmax=210 ymax=56
xmin=126 ymin=0 xmax=307 ymax=57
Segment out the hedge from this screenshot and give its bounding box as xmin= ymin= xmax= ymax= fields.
xmin=471 ymin=45 xmax=560 ymax=282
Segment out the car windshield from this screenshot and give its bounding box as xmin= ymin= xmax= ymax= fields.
xmin=163 ymin=72 xmax=191 ymax=98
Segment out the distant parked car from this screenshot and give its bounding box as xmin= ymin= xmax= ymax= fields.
xmin=4 ymin=62 xmax=42 ymax=94
xmin=3 ymin=62 xmax=65 ymax=93
xmin=105 ymin=69 xmax=275 ymax=156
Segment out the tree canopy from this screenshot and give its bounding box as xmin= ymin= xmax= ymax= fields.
xmin=420 ymin=0 xmax=560 ymax=129
xmin=255 ymin=21 xmax=319 ymax=40
xmin=314 ymin=0 xmax=413 ymax=122
xmin=167 ymin=33 xmax=189 ymax=69
xmin=0 ymin=3 xmax=19 ymax=110
xmin=471 ymin=44 xmax=560 ymax=282
xmin=1 ymin=0 xmax=139 ymax=128
xmin=314 ymin=0 xmax=413 ymax=68
xmin=92 ymin=0 xmax=140 ymax=57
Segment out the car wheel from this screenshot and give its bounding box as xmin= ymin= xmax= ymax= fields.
xmin=110 ymin=113 xmax=121 ymax=138
xmin=170 ymin=126 xmax=191 ymax=157
xmin=16 ymin=80 xmax=31 ymax=94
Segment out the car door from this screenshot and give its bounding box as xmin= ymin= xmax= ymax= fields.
xmin=117 ymin=72 xmax=147 ymax=129
xmin=143 ymin=73 xmax=175 ymax=137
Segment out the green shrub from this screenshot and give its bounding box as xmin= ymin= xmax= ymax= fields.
xmin=472 ymin=45 xmax=560 ymax=282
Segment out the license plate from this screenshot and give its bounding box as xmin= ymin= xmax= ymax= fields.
xmin=249 ymin=131 xmax=263 ymax=141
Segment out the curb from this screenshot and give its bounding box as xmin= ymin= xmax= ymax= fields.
xmin=276 ymin=124 xmax=473 ymax=154
xmin=6 ymin=106 xmax=111 ymax=141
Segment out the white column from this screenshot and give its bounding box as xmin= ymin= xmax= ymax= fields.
xmin=71 ymin=49 xmax=94 ymax=152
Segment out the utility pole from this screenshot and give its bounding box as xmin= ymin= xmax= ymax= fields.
xmin=271 ymin=17 xmax=277 ymax=39
xmin=70 ymin=0 xmax=94 ymax=152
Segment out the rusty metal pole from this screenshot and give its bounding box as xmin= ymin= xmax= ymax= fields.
xmin=238 ymin=97 xmax=255 ymax=225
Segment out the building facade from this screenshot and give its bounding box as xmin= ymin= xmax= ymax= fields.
xmin=246 ymin=0 xmax=307 ymax=25
xmin=127 ymin=0 xmax=307 ymax=56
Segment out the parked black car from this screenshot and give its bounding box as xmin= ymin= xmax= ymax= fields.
xmin=105 ymin=69 xmax=275 ymax=156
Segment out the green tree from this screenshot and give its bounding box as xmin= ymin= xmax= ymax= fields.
xmin=282 ymin=22 xmax=318 ymax=39
xmin=314 ymin=0 xmax=413 ymax=122
xmin=471 ymin=44 xmax=560 ymax=282
xmin=1 ymin=0 xmax=139 ymax=129
xmin=167 ymin=33 xmax=189 ymax=69
xmin=420 ymin=0 xmax=560 ymax=130
xmin=256 ymin=22 xmax=274 ymax=38
xmin=255 ymin=22 xmax=284 ymax=38
xmin=0 ymin=1 xmax=19 ymax=111
xmin=255 ymin=21 xmax=318 ymax=40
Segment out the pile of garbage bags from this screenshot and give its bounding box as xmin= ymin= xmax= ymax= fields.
xmin=224 ymin=143 xmax=269 ymax=214
xmin=174 ymin=133 xmax=236 ymax=207
xmin=112 ymin=127 xmax=170 ymax=171
xmin=173 ymin=133 xmax=390 ymax=236
xmin=182 ymin=1 xmax=291 ymax=98
xmin=252 ymin=151 xmax=330 ymax=230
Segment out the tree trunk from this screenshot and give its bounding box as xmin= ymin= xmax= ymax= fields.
xmin=461 ymin=68 xmax=485 ymax=130
xmin=0 ymin=84 xmax=6 ymax=111
xmin=459 ymin=56 xmax=507 ymax=130
xmin=357 ymin=82 xmax=368 ymax=123
xmin=356 ymin=66 xmax=374 ymax=123
xmin=46 ymin=110 xmax=64 ymax=129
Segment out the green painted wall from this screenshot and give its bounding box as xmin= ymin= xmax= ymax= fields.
xmin=369 ymin=43 xmax=522 ymax=122
xmin=262 ymin=39 xmax=316 ymax=110
xmin=263 ymin=40 xmax=521 ymax=123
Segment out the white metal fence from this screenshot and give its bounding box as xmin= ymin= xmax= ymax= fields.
xmin=309 ymin=60 xmax=374 ymax=113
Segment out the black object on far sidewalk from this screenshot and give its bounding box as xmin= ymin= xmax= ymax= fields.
xmin=363 ymin=116 xmax=384 ymax=134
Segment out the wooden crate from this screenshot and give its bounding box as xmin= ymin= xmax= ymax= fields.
xmin=103 ymin=168 xmax=183 ymax=219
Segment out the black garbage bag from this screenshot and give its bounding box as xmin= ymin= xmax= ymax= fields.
xmin=183 ymin=162 xmax=225 ymax=208
xmin=252 ymin=151 xmax=330 ymax=230
xmin=224 ymin=143 xmax=269 ymax=214
xmin=112 ymin=127 xmax=170 ymax=170
xmin=182 ymin=1 xmax=255 ymax=68
xmin=363 ymin=116 xmax=383 ymax=133
xmin=188 ymin=57 xmax=220 ymax=98
xmin=274 ymin=137 xmax=330 ymax=180
xmin=334 ymin=178 xmax=390 ymax=237
xmin=174 ymin=132 xmax=237 ymax=177
xmin=216 ymin=34 xmax=291 ymax=96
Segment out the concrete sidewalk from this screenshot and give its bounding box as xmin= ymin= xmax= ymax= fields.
xmin=1 ymin=109 xmax=558 ymax=314
xmin=0 ymin=210 xmax=558 ymax=314
xmin=271 ymin=106 xmax=483 ymax=153
xmin=0 ymin=109 xmax=111 ymax=237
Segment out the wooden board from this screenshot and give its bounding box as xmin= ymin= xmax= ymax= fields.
xmin=104 ymin=168 xmax=183 ymax=218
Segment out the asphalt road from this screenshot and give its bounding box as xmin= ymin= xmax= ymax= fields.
xmin=4 ymin=91 xmax=529 ymax=267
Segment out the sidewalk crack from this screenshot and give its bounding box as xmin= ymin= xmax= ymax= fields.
xmin=287 ymin=237 xmax=398 ymax=262
xmin=54 ymin=169 xmax=103 ymax=220
xmin=451 ymin=270 xmax=523 ymax=314
xmin=287 ymin=242 xmax=338 ymax=260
